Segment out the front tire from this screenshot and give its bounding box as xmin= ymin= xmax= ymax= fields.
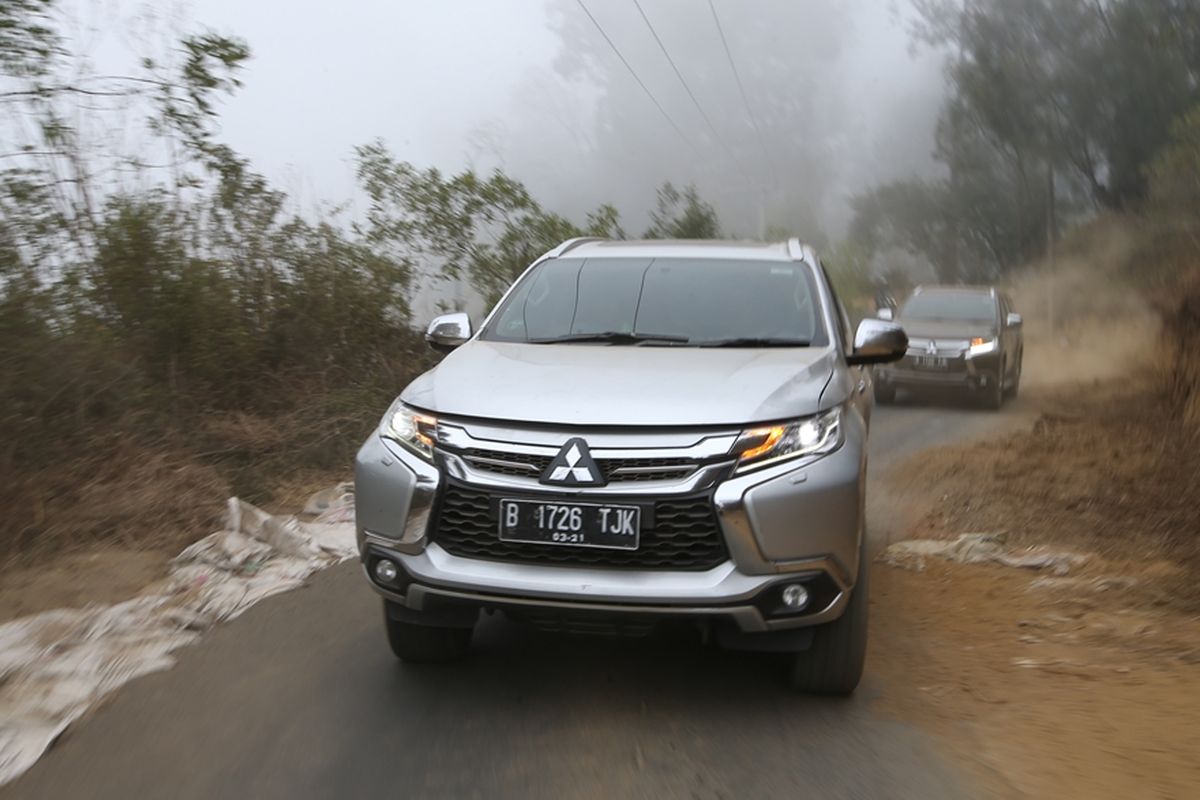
xmin=789 ymin=552 xmax=869 ymax=695
xmin=1005 ymin=354 xmax=1022 ymax=399
xmin=980 ymin=368 xmax=1005 ymax=410
xmin=383 ymin=602 xmax=473 ymax=663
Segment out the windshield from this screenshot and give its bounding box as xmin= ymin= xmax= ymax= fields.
xmin=482 ymin=257 xmax=829 ymax=347
xmin=900 ymin=291 xmax=997 ymax=323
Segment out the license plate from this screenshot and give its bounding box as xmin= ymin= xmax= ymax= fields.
xmin=915 ymin=355 xmax=948 ymax=369
xmin=498 ymin=499 xmax=641 ymax=550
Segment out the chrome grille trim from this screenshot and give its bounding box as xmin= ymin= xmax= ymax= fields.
xmin=441 ymin=453 xmax=734 ymax=495
xmin=438 ymin=423 xmax=740 ymax=458
xmin=462 ymin=454 xmax=541 ymax=473
xmin=434 ymin=422 xmax=740 ymax=492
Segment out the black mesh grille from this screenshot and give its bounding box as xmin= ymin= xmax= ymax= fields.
xmin=460 ymin=449 xmax=696 ymax=483
xmin=432 ymin=483 xmax=729 ymax=570
xmin=600 ymin=456 xmax=695 ymax=483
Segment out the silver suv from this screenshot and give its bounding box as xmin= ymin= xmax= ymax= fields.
xmin=355 ymin=238 xmax=907 ymax=694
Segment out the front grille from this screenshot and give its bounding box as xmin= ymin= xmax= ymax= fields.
xmin=906 ymin=339 xmax=968 ymax=358
xmin=460 ymin=449 xmax=697 ymax=483
xmin=432 ymin=483 xmax=729 ymax=570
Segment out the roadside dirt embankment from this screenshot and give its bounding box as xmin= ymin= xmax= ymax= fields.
xmin=871 ymin=380 xmax=1200 ymax=798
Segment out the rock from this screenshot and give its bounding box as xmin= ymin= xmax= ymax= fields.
xmin=880 ymin=533 xmax=1088 ymax=575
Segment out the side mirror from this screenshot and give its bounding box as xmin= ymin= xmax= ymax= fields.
xmin=848 ymin=319 xmax=908 ymax=366
xmin=426 ymin=312 xmax=472 ymax=353
xmin=876 ymin=307 xmax=894 ymax=322
xmin=1006 ymin=312 xmax=1023 ymax=328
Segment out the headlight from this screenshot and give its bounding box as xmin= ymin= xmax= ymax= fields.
xmin=967 ymin=337 xmax=998 ymax=357
xmin=381 ymin=403 xmax=438 ymax=460
xmin=733 ymin=407 xmax=843 ymax=473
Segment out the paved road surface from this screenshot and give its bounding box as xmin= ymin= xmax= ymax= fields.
xmin=5 ymin=397 xmax=1031 ymax=799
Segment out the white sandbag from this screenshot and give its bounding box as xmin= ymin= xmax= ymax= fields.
xmin=0 ymin=485 xmax=358 ymax=786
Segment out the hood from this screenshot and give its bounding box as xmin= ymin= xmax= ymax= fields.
xmin=401 ymin=341 xmax=837 ymax=427
xmin=895 ymin=318 xmax=996 ymax=341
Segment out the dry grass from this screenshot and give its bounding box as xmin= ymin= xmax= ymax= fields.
xmin=0 ymin=438 xmax=230 ymax=567
xmin=1153 ymin=267 xmax=1200 ymax=429
xmin=0 ymin=373 xmax=385 ymax=590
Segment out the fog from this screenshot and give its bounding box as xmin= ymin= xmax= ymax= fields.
xmin=178 ymin=0 xmax=947 ymax=240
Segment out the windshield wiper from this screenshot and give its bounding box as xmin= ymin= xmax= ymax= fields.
xmin=697 ymin=337 xmax=812 ymax=348
xmin=528 ymin=331 xmax=691 ymax=346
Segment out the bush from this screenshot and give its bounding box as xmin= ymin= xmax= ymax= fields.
xmin=0 ymin=200 xmax=432 ymax=561
xmin=1145 ymin=107 xmax=1200 ymax=428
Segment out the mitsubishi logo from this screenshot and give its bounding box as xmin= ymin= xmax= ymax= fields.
xmin=926 ymin=340 xmax=938 ymax=355
xmin=541 ymin=438 xmax=606 ymax=486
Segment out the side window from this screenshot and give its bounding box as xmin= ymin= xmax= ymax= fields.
xmin=835 ymin=298 xmax=853 ymax=353
xmin=819 ymin=264 xmax=853 ymax=351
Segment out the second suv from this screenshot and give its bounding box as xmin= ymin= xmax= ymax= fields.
xmin=354 ymin=238 xmax=907 ymax=694
xmin=874 ymin=286 xmax=1023 ymax=408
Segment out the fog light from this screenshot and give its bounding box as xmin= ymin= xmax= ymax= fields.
xmin=374 ymin=558 xmax=399 ymax=584
xmin=781 ymin=584 xmax=810 ymax=610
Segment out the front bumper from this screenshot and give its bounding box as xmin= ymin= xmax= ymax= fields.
xmin=364 ymin=551 xmax=848 ymax=633
xmin=876 ymin=352 xmax=1000 ymax=391
xmin=354 ymin=415 xmax=866 ymax=633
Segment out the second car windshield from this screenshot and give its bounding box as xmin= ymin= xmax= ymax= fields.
xmin=482 ymin=257 xmax=828 ymax=347
xmin=901 ymin=292 xmax=996 ymax=323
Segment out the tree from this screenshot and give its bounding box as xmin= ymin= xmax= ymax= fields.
xmin=915 ymin=0 xmax=1200 ymax=211
xmin=0 ymin=0 xmax=252 ymax=275
xmin=0 ymin=0 xmax=58 ymax=77
xmin=854 ymin=0 xmax=1200 ymax=280
xmin=1150 ymin=107 xmax=1200 ymax=218
xmin=1144 ymin=106 xmax=1200 ymax=285
xmin=643 ymin=183 xmax=720 ymax=240
xmin=355 ymin=141 xmax=625 ymax=306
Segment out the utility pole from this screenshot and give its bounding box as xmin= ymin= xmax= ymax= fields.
xmin=758 ymin=189 xmax=768 ymax=240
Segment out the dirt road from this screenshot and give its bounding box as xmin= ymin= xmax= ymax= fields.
xmin=3 ymin=401 xmax=1032 ymax=800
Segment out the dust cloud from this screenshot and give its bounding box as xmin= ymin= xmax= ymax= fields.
xmin=1009 ymin=218 xmax=1159 ymax=388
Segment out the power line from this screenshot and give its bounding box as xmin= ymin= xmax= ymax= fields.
xmin=631 ymin=0 xmax=752 ymax=187
xmin=574 ymin=0 xmax=695 ymax=151
xmin=707 ymin=0 xmax=772 ymax=184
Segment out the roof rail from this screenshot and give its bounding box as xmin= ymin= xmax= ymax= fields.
xmin=547 ymin=236 xmax=606 ymax=259
xmin=786 ymin=238 xmax=809 ymax=262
